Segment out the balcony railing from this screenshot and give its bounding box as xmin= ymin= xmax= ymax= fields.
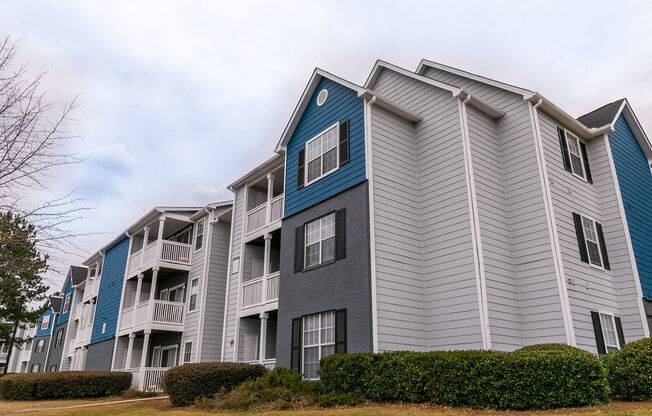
xmin=142 ymin=367 xmax=170 ymax=392
xmin=128 ymin=240 xmax=192 ymax=275
xmin=242 ymin=271 xmax=280 ymax=308
xmin=82 ymin=277 xmax=100 ymax=303
xmin=246 ymin=194 xmax=284 ymax=234
xmin=120 ymin=300 xmax=185 ymax=331
xmin=244 ymin=358 xmax=276 ymax=370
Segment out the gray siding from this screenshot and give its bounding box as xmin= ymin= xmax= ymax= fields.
xmin=46 ymin=322 xmax=67 ymax=371
xmin=28 ymin=335 xmax=50 ymax=372
xmin=182 ymin=213 xmax=208 ymax=362
xmin=222 ymin=187 xmax=246 ymax=361
xmin=85 ymin=338 xmax=114 ymax=371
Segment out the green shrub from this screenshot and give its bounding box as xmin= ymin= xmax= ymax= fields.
xmin=0 ymin=371 xmax=131 ymax=400
xmin=163 ymin=362 xmax=266 ymax=406
xmin=601 ymin=337 xmax=652 ymax=401
xmin=516 ymin=343 xmax=582 ymax=353
xmin=121 ymin=389 xmax=157 ymax=398
xmin=319 ymin=347 xmax=609 ymax=410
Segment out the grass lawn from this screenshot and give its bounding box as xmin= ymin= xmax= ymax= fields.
xmin=2 ymin=399 xmax=652 ymax=416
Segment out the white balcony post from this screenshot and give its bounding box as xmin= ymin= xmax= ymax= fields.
xmin=138 ymin=331 xmax=151 ymax=390
xmin=135 ymin=274 xmax=144 ymax=306
xmin=259 ymin=312 xmax=268 ymax=363
xmin=266 ymin=173 xmax=274 ymax=223
xmin=155 ymin=216 xmax=165 ymax=264
xmin=148 ymin=268 xmax=159 ymax=325
xmin=261 ymin=233 xmax=271 ymax=303
xmin=125 ymin=334 xmax=135 ymax=369
xmin=140 ymin=226 xmax=150 ymax=268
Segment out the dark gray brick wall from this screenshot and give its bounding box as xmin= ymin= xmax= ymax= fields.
xmin=85 ymin=338 xmax=114 ymax=371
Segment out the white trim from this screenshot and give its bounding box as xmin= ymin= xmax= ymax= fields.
xmin=62 ymin=293 xmax=71 ymax=314
xmin=220 ymin=202 xmax=237 ymax=362
xmin=598 ymin=310 xmax=621 ymax=351
xmin=40 ymin=315 xmax=50 ymax=330
xmin=187 ymin=277 xmax=200 ymax=313
xmin=232 ymin=184 xmax=249 ymax=361
xmin=303 ymin=212 xmax=336 ymax=268
xmin=182 ymin=340 xmax=194 ymax=364
xmin=316 ymin=88 xmax=328 ymax=106
xmin=612 ymin=101 xmax=652 ymax=159
xmin=301 ymin=311 xmax=335 ymax=380
xmin=304 ymin=122 xmax=340 ymax=187
xmin=364 ymin=60 xmax=459 ymax=94
xmin=457 ymin=96 xmax=491 ymax=349
xmin=358 ymin=90 xmax=422 ymax=123
xmin=194 ymin=218 xmax=205 ymax=252
xmin=196 ymin=212 xmax=214 ymax=361
xmin=363 ymin=99 xmax=379 ymax=353
xmin=602 ymin=133 xmax=650 ymax=337
xmin=528 ymin=101 xmax=576 ymax=346
xmin=151 ymin=346 xmax=161 ymax=367
xmin=564 ymin=129 xmax=589 ymax=182
xmin=578 ymin=214 xmax=605 ymax=270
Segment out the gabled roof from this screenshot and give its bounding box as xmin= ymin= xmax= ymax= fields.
xmin=189 ymin=200 xmax=233 ymax=221
xmin=227 ymin=153 xmax=285 ymax=191
xmin=578 ymin=99 xmax=626 ymax=129
xmin=274 ymin=68 xmax=364 ymax=152
xmin=49 ymin=296 xmax=63 ymax=313
xmin=416 ymin=59 xmax=535 ymax=98
xmin=69 ymin=266 xmax=87 ymax=286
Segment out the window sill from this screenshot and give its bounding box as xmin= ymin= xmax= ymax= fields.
xmin=305 ymin=166 xmax=339 ymax=188
xmin=302 ymin=259 xmax=336 ymax=273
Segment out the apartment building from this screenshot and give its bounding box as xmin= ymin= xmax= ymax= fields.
xmin=221 ymin=60 xmax=651 ymax=378
xmin=1 ymin=324 xmax=36 ymax=373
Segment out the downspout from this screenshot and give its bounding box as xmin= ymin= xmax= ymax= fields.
xmin=458 ymin=92 xmax=492 ymax=349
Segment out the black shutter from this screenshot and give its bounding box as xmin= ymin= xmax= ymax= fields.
xmin=335 ymin=309 xmax=347 ymax=354
xmin=339 ymin=120 xmax=349 ymax=166
xmin=294 ymin=226 xmax=304 ymax=272
xmin=558 ymin=127 xmax=572 ymax=172
xmin=591 ymin=311 xmax=607 ymax=355
xmin=595 ymin=223 xmax=610 ymax=270
xmin=290 ymin=317 xmax=302 ymax=371
xmin=580 ymin=142 xmax=593 ymax=183
xmin=335 ymin=209 xmax=346 ymax=261
xmin=614 ymin=316 xmax=626 ymax=348
xmin=573 ymin=213 xmax=589 ymax=263
xmin=297 ymin=149 xmax=305 ymax=190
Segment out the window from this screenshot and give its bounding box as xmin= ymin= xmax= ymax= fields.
xmin=1 ymin=344 xmax=7 ymax=353
xmin=25 ymin=339 xmax=32 ymax=352
xmin=183 ymin=341 xmax=192 ymax=364
xmin=35 ymin=339 xmax=45 ymax=353
xmin=573 ymin=213 xmax=610 ymax=270
xmin=40 ymin=315 xmax=50 ymax=330
xmin=557 ymin=127 xmax=592 ymax=182
xmin=304 ymin=213 xmax=335 ymax=268
xmin=49 ymin=364 xmax=57 ymax=372
xmin=54 ymin=328 xmax=64 ymax=348
xmin=62 ymin=293 xmax=71 ymax=314
xmin=31 ymin=363 xmax=40 ymax=372
xmin=188 ymin=278 xmax=199 ymax=312
xmin=302 ymin=311 xmax=335 ymax=379
xmin=305 ymin=124 xmax=339 ymax=185
xmin=600 ymin=312 xmax=620 ymax=352
xmin=194 ymin=218 xmax=205 ymax=251
xmin=160 ymin=345 xmax=178 ymax=368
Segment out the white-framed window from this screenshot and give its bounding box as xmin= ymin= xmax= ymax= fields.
xmin=302 ymin=311 xmax=335 ymax=380
xmin=188 ymin=278 xmax=199 ymax=312
xmin=599 ymin=312 xmax=620 ymax=352
xmin=31 ymin=363 xmax=40 ymax=372
xmin=160 ymin=345 xmax=178 ymax=368
xmin=35 ymin=339 xmax=45 ymax=353
xmin=304 ymin=213 xmax=335 ymax=268
xmin=565 ymin=131 xmax=586 ymax=179
xmin=62 ymin=293 xmax=71 ymax=314
xmin=54 ymin=328 xmax=64 ymax=348
xmin=49 ymin=364 xmax=57 ymax=372
xmin=183 ymin=341 xmax=193 ymax=364
xmin=194 ymin=218 xmax=205 ymax=251
xmin=40 ymin=315 xmax=50 ymax=330
xmin=305 ymin=123 xmax=339 ymax=186
xmin=581 ymin=216 xmax=603 ymax=268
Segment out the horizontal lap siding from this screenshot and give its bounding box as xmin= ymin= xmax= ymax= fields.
xmin=373 ymin=69 xmax=482 ymax=351
xmin=201 ymin=220 xmax=231 ymax=361
xmin=223 ymin=188 xmax=245 ymax=361
xmin=539 ymin=113 xmax=645 ymax=352
xmin=467 ymin=107 xmax=522 ymax=350
xmin=609 ymin=115 xmax=652 ymax=302
xmin=284 ymin=78 xmax=366 ymax=218
xmin=183 ymin=214 xmax=206 ymax=362
xmin=423 ymin=67 xmax=566 ymax=346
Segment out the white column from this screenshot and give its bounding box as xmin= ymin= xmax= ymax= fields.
xmin=134 ymin=274 xmax=144 ymax=306
xmin=125 ymin=334 xmax=135 ymax=369
xmin=155 ymin=216 xmax=166 ymax=264
xmin=259 ymin=312 xmax=268 ymax=363
xmin=140 ymin=226 xmax=150 ymax=268
xmin=261 ymin=233 xmax=272 ymax=303
xmin=138 ymin=331 xmax=151 ymax=390
xmin=266 ymin=173 xmax=275 ymax=223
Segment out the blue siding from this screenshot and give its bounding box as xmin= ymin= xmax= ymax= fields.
xmin=609 ymin=115 xmax=652 ymax=300
xmin=36 ymin=309 xmax=55 ymax=337
xmin=58 ymin=279 xmax=74 ymax=324
xmin=284 ymin=77 xmax=366 ymax=217
xmin=91 ymin=237 xmax=129 ymax=344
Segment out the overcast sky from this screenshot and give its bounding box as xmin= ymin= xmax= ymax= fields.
xmin=1 ymin=0 xmax=651 ymax=291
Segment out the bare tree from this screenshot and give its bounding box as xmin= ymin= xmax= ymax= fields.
xmin=0 ymin=36 xmax=89 ymax=277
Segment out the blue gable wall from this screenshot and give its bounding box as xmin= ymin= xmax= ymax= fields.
xmin=608 ymin=115 xmax=652 ymax=300
xmin=58 ymin=278 xmax=74 ymax=324
xmin=36 ymin=308 xmax=55 ymax=337
xmin=284 ymin=77 xmax=366 ymax=217
xmin=91 ymin=237 xmax=129 ymax=344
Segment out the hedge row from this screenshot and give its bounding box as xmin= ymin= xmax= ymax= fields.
xmin=319 ymin=344 xmax=610 ymax=410
xmin=163 ymin=362 xmax=267 ymax=406
xmin=0 ymin=371 xmax=132 ymax=400
xmin=601 ymin=337 xmax=652 ymax=401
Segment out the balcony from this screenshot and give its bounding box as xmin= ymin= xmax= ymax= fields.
xmin=75 ymin=325 xmax=93 ymax=348
xmin=246 ymin=194 xmax=284 ymax=235
xmin=242 ymin=272 xmax=279 ymax=309
xmin=82 ymin=276 xmax=100 ymax=303
xmin=127 ymin=367 xmax=170 ymax=392
xmin=119 ymin=300 xmax=185 ymax=333
xmin=128 ymin=240 xmax=191 ymax=277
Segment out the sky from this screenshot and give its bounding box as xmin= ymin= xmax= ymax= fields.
xmin=1 ymin=0 xmax=652 ymax=292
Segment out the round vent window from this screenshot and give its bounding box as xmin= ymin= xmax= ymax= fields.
xmin=316 ymin=89 xmax=328 ymax=106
